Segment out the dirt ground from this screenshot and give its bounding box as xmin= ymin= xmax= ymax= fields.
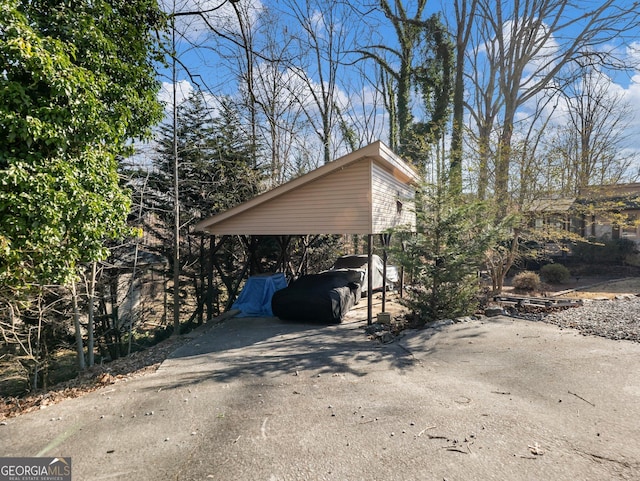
xmin=0 ymin=336 xmax=191 ymax=420
xmin=552 ymin=277 xmax=640 ymax=299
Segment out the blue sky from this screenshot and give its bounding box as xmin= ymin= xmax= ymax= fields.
xmin=153 ymin=0 xmax=640 ymax=183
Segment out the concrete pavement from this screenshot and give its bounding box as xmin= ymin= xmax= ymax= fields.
xmin=2 ymin=313 xmax=640 ymax=480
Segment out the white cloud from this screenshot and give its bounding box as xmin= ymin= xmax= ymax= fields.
xmin=620 ymin=73 xmax=640 ymax=164
xmin=158 ymin=80 xmax=194 ymax=112
xmin=160 ymin=0 xmax=264 ymax=41
xmin=626 ymin=42 xmax=640 ymax=68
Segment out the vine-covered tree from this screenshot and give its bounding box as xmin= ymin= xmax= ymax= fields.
xmin=359 ymin=1 xmax=454 ymax=169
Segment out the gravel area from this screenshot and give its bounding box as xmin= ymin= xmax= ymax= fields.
xmin=538 ymin=296 xmax=640 ymax=342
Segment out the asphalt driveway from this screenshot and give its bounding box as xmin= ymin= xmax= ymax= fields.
xmin=2 ymin=313 xmax=640 ymax=480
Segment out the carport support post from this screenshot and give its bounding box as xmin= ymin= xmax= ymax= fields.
xmin=380 ymin=233 xmax=391 ymax=313
xmin=367 ymin=234 xmax=373 ymax=326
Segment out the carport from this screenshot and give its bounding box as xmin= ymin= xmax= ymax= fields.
xmin=195 ymin=141 xmax=421 ymax=324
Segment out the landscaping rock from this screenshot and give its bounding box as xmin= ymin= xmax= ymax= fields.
xmin=484 ymin=306 xmax=504 ymax=317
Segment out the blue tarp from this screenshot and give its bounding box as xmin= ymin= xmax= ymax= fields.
xmin=231 ymin=273 xmax=288 ymax=317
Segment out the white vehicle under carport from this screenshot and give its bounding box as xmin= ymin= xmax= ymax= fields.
xmin=330 ymin=254 xmax=398 ymax=295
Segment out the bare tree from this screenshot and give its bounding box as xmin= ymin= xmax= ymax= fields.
xmin=335 ymin=62 xmax=388 ymax=150
xmin=545 ymin=63 xmax=638 ymax=194
xmin=0 ymin=285 xmax=77 ymax=392
xmin=512 ymin=90 xmax=560 ymax=207
xmin=449 ymin=0 xmax=478 ymax=194
xmin=281 ymin=0 xmax=356 ymax=164
xmin=229 ymin=0 xmax=260 ymax=169
xmin=465 ymin=16 xmax=502 ymax=200
xmin=472 ymin=0 xmax=640 ymax=216
xmin=249 ymin=7 xmax=310 ymax=186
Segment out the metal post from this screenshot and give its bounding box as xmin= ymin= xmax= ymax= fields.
xmin=380 ymin=233 xmax=390 ymax=313
xmin=367 ymin=234 xmax=373 ymax=326
xmin=171 ymin=13 xmax=180 ymax=336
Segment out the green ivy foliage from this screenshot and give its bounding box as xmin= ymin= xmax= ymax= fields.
xmin=0 ymin=0 xmax=165 ymax=294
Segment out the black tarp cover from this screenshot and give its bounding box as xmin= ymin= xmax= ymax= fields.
xmin=271 ymin=270 xmax=362 ymax=323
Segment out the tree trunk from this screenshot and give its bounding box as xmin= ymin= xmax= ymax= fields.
xmin=171 ymin=19 xmax=181 ymax=337
xmin=206 ymin=236 xmax=215 ymax=321
xmin=477 ymin=125 xmax=491 ymax=200
xmin=71 ymin=280 xmax=86 ymax=371
xmin=495 ymin=113 xmax=514 ymax=219
xmin=87 ymin=261 xmax=97 ymax=367
xmin=449 ymin=48 xmax=465 ymax=194
xmin=450 ymin=0 xmax=477 ymax=195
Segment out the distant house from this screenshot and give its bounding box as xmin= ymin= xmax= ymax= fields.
xmin=575 ymin=183 xmax=640 ymax=242
xmin=527 ymin=183 xmax=640 ymax=246
xmin=527 ymin=197 xmax=576 ymax=232
xmin=105 ymin=248 xmax=168 ymax=330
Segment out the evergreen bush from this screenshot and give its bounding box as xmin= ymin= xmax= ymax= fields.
xmin=572 ymin=237 xmax=638 ymax=265
xmin=394 ymin=184 xmax=495 ymax=324
xmin=540 ymin=263 xmax=570 ymax=284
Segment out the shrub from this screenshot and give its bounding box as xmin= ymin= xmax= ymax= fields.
xmin=512 ymin=271 xmax=541 ymax=292
xmin=572 ymin=237 xmax=639 ymax=265
xmin=540 ymin=263 xmax=570 ymax=284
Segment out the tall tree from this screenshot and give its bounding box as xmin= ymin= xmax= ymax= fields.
xmin=449 ymin=0 xmax=478 ymax=194
xmin=0 ymin=0 xmax=165 ymax=296
xmin=229 ymin=0 xmax=260 ymax=170
xmin=472 ymin=0 xmax=640 ymax=217
xmin=360 ymin=0 xmax=453 ymax=168
xmin=337 ymin=62 xmax=388 ymax=150
xmin=283 ymin=0 xmax=355 ymax=165
xmin=139 ymin=92 xmax=259 ymax=331
xmin=546 ymin=64 xmax=637 ymax=194
xmin=465 ymin=13 xmax=501 ymax=200
xmin=249 ymin=6 xmax=309 ymax=186
xmin=360 ymin=0 xmax=428 ymax=156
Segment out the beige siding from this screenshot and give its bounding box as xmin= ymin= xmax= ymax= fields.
xmin=371 ymin=163 xmax=416 ymax=233
xmin=209 ymin=160 xmax=372 ymax=235
xmin=196 ymin=141 xmax=421 ymax=236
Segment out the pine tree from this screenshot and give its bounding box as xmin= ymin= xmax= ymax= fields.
xmin=395 ymin=183 xmax=495 ymax=323
xmin=146 ymin=93 xmax=259 ymax=230
xmin=130 ymin=92 xmax=260 ymax=329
